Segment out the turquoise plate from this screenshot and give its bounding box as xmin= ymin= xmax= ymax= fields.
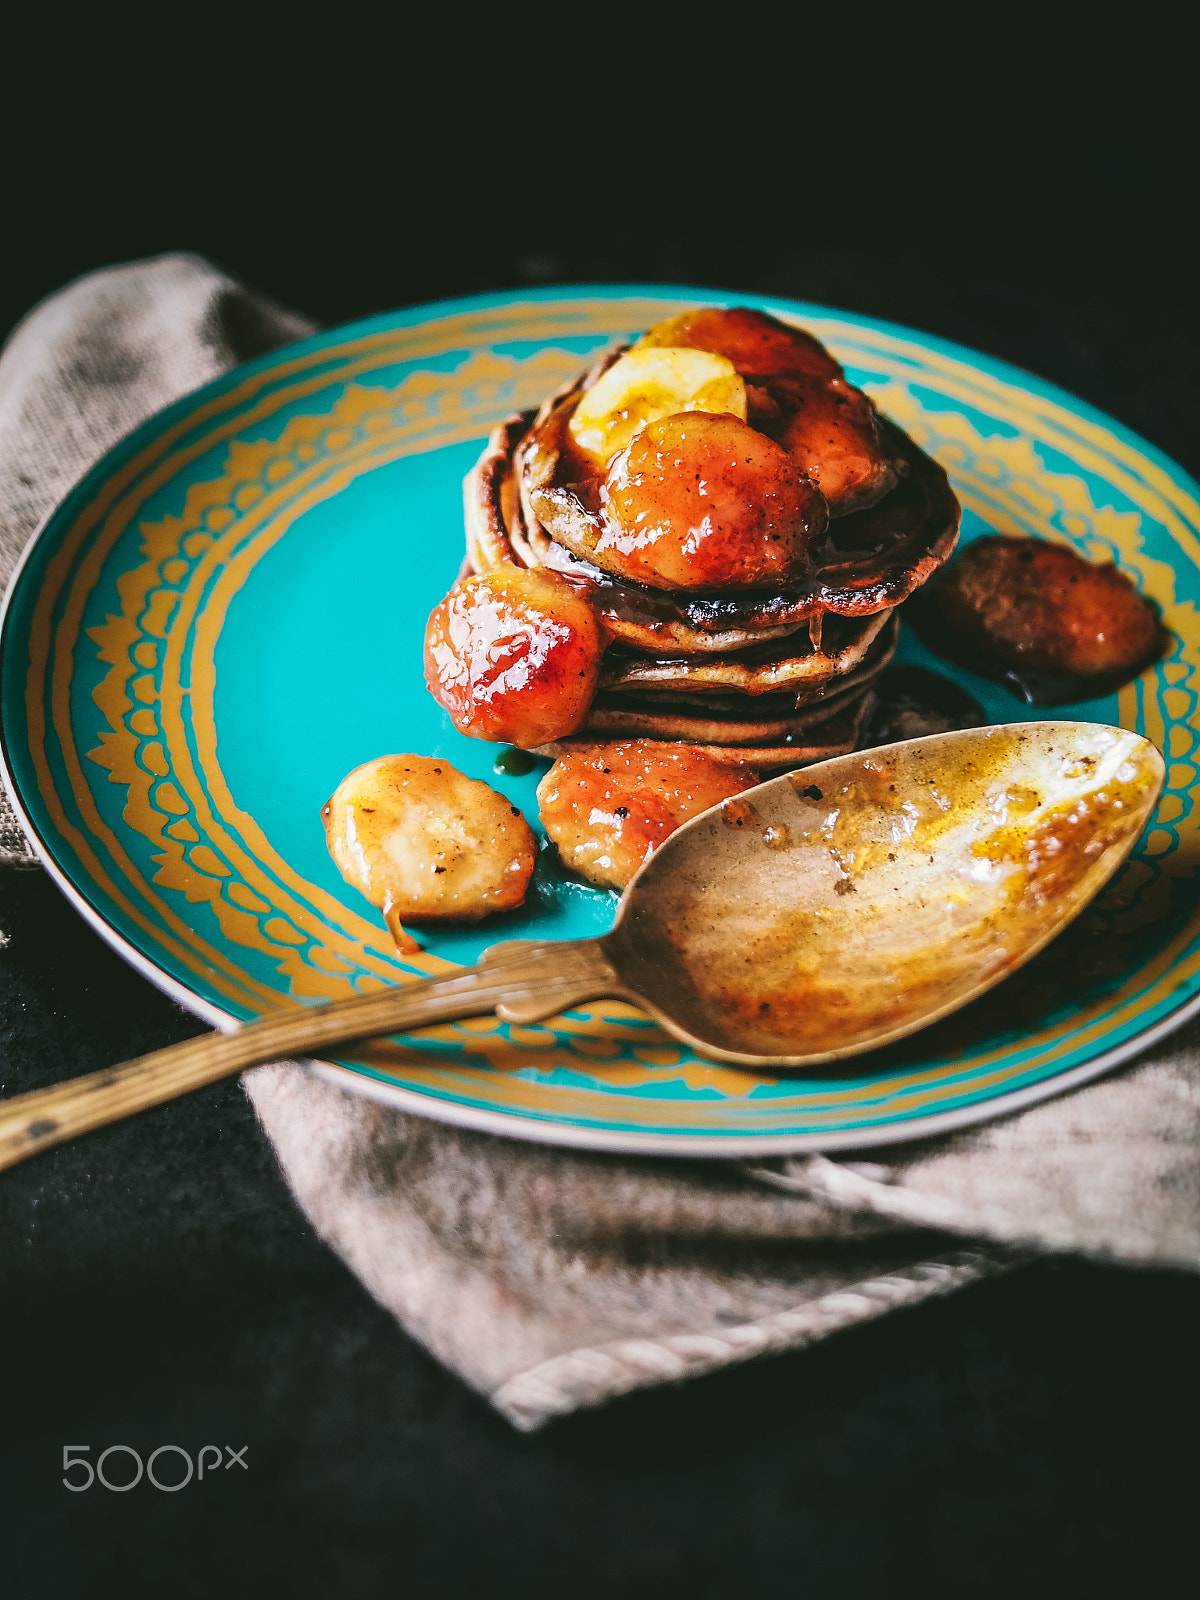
xmin=4 ymin=287 xmax=1200 ymax=1154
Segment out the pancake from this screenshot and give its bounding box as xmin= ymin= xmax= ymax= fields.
xmin=597 ymin=610 xmax=896 ymax=699
xmin=587 ymin=670 xmax=879 ymax=740
xmin=467 ymin=407 xmax=958 ymax=657
xmin=520 ymin=416 xmax=956 ymax=629
xmin=535 ymin=684 xmax=875 ymax=772
xmin=578 ymin=631 xmax=890 ymax=746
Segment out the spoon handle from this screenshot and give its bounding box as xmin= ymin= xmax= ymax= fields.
xmin=0 ymin=937 xmax=620 ymax=1173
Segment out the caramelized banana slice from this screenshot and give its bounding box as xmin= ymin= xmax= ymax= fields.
xmin=934 ymin=535 xmax=1162 ymax=678
xmin=633 ymin=306 xmax=841 ymax=379
xmin=323 ymin=755 xmax=537 ymax=951
xmin=777 ymin=375 xmax=899 ymax=515
xmin=424 ymin=565 xmax=604 ymax=747
xmin=537 ymin=740 xmax=760 ymax=889
xmin=596 ymin=412 xmax=827 ymax=592
xmin=568 ymin=346 xmax=747 ymax=467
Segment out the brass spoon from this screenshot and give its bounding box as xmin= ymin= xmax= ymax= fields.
xmin=0 ymin=721 xmax=1164 ymax=1171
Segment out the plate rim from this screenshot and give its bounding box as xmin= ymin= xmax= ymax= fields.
xmin=4 ymin=281 xmax=1199 ymax=1156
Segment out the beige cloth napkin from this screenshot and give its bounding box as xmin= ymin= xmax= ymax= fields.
xmin=2 ymin=257 xmax=1197 ymax=1430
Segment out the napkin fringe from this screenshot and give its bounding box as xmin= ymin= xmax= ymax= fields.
xmin=745 ymin=1154 xmax=1014 ymax=1235
xmin=491 ymin=1246 xmax=1023 ymax=1430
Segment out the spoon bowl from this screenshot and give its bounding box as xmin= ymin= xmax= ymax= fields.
xmin=0 ymin=721 xmax=1164 ymax=1170
xmin=602 ymin=720 xmax=1164 ymax=1064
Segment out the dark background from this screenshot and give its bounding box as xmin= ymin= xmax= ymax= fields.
xmin=2 ymin=16 xmax=1198 ymax=1598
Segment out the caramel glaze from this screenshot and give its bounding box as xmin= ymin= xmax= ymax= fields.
xmin=517 ymin=417 xmax=959 ymax=642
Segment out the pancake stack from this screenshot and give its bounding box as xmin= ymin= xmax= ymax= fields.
xmin=462 ymin=310 xmax=960 ymax=768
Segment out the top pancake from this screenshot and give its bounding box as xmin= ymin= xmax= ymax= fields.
xmin=466 ymin=398 xmax=960 ymax=657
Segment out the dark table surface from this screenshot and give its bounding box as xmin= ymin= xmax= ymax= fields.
xmin=2 ymin=41 xmax=1198 ymax=1593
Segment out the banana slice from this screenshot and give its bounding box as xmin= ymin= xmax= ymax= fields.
xmin=322 ymin=754 xmax=537 ymax=952
xmin=568 ymin=346 xmax=747 ymax=466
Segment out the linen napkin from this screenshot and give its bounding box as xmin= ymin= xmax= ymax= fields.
xmin=1 ymin=257 xmax=1197 ymax=1431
